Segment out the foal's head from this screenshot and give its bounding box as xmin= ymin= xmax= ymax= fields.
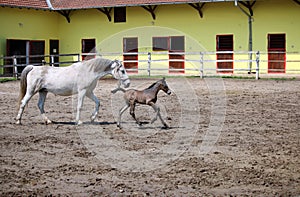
xmin=159 ymin=77 xmax=171 ymax=95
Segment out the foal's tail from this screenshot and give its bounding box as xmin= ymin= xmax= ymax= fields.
xmin=18 ymin=65 xmax=34 ymax=107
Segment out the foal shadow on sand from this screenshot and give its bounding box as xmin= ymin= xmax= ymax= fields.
xmin=117 ymin=121 xmax=184 ymax=130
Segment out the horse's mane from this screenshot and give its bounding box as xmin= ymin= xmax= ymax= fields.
xmin=82 ymin=57 xmax=112 ymax=72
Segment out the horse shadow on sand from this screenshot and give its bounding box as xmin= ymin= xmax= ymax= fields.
xmin=51 ymin=121 xmax=183 ymax=130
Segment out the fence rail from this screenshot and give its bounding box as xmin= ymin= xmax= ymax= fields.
xmin=1 ymin=51 xmax=299 ymax=80
xmin=0 ymin=54 xmax=80 ymax=78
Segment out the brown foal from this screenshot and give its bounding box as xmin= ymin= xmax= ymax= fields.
xmin=112 ymin=78 xmax=171 ymax=128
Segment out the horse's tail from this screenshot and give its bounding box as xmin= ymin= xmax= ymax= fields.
xmin=18 ymin=65 xmax=34 ymax=107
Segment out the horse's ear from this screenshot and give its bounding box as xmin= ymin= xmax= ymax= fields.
xmin=162 ymin=77 xmax=166 ymax=81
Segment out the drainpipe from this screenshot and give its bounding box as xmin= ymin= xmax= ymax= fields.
xmin=235 ymin=0 xmax=253 ymax=74
xmin=46 ymin=0 xmax=54 ymax=10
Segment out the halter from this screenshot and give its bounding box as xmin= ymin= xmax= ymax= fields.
xmin=111 ymin=60 xmax=130 ymax=88
xmin=111 ymin=61 xmax=124 ymax=79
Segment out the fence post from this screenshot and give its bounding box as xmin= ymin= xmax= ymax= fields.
xmin=255 ymin=51 xmax=260 ymax=80
xmin=147 ymin=52 xmax=151 ymax=77
xmin=50 ymin=55 xmax=54 ymax=67
xmin=13 ymin=56 xmax=18 ymax=79
xmin=77 ymin=54 xmax=80 ymax=62
xmin=200 ymin=52 xmax=204 ymax=78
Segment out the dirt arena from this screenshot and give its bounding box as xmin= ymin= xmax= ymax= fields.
xmin=0 ymin=77 xmax=299 ymax=196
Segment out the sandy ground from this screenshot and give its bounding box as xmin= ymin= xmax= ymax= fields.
xmin=0 ymin=77 xmax=299 ymax=196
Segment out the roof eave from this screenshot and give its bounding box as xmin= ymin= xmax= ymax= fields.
xmin=0 ymin=4 xmax=50 ymax=10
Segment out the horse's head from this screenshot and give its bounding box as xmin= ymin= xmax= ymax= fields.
xmin=160 ymin=77 xmax=171 ymax=95
xmin=111 ymin=60 xmax=130 ymax=88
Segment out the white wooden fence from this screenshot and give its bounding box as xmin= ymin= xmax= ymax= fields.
xmin=1 ymin=51 xmax=299 ymax=80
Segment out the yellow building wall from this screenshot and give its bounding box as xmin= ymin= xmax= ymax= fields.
xmin=0 ymin=0 xmax=299 ymax=75
xmin=0 ymin=7 xmax=59 ymax=73
xmin=253 ymin=0 xmax=300 ymax=74
xmin=0 ymin=7 xmax=59 ymax=56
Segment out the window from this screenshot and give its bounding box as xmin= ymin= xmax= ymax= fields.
xmin=217 ymin=35 xmax=233 ymax=51
xmin=153 ymin=37 xmax=168 ymax=51
xmin=114 ymin=7 xmax=126 ymax=23
xmin=152 ymin=36 xmax=185 ymax=52
xmin=81 ymin=39 xmax=96 ymax=60
xmin=216 ymin=35 xmax=234 ymax=73
xmin=170 ymin=36 xmax=184 ymax=51
xmin=152 ymin=36 xmax=185 ymax=73
xmin=268 ymin=34 xmax=285 ymax=50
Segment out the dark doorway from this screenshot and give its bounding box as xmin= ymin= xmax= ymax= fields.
xmin=6 ymin=39 xmax=27 ymax=75
xmin=268 ymin=34 xmax=286 ymax=73
xmin=50 ymin=40 xmax=59 ymax=66
xmin=169 ymin=36 xmax=185 ymax=74
xmin=82 ymin=39 xmax=96 ymax=60
xmin=6 ymin=39 xmax=45 ymax=76
xmin=123 ymin=37 xmax=138 ymax=73
xmin=216 ymin=35 xmax=234 ymax=73
xmin=29 ymin=41 xmax=45 ymax=65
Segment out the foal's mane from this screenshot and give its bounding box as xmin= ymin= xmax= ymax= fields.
xmin=145 ymin=79 xmax=162 ymax=90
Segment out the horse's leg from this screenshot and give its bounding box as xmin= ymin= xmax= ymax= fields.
xmin=37 ymin=91 xmax=52 ymax=124
xmin=86 ymin=92 xmax=100 ymax=122
xmin=117 ymin=103 xmax=129 ymax=128
xmin=76 ymin=89 xmax=87 ymax=125
xmin=16 ymin=92 xmax=34 ymax=125
xmin=149 ymin=102 xmax=169 ymax=128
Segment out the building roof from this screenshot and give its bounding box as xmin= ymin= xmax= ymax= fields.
xmin=0 ymin=0 xmax=49 ymax=9
xmin=50 ymin=0 xmax=219 ymax=10
xmin=0 ymin=0 xmax=237 ymax=10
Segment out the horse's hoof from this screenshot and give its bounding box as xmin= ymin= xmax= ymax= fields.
xmin=90 ymin=115 xmax=97 ymax=122
xmin=117 ymin=123 xmax=122 ymax=129
xmin=16 ymin=120 xmax=21 ymax=125
xmin=76 ymin=120 xmax=83 ymax=125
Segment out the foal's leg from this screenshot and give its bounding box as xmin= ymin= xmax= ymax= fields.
xmin=117 ymin=103 xmax=129 ymax=128
xmin=130 ymin=103 xmax=141 ymax=125
xmin=16 ymin=92 xmax=34 ymax=125
xmin=38 ymin=91 xmax=52 ymax=124
xmin=76 ymin=89 xmax=87 ymax=125
xmin=149 ymin=102 xmax=169 ymax=128
xmin=86 ymin=91 xmax=100 ymax=122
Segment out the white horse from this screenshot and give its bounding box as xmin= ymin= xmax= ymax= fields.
xmin=15 ymin=58 xmax=130 ymax=125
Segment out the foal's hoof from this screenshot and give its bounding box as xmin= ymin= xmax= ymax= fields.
xmin=15 ymin=120 xmax=21 ymax=125
xmin=136 ymin=122 xmax=143 ymax=127
xmin=162 ymin=124 xmax=170 ymax=129
xmin=150 ymin=118 xmax=157 ymax=124
xmin=45 ymin=119 xmax=52 ymax=125
xmin=90 ymin=113 xmax=98 ymax=122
